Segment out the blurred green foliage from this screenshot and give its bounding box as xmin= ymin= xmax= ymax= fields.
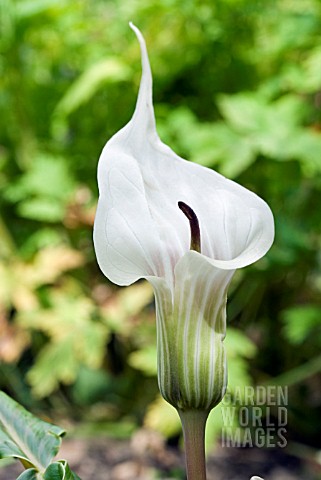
xmin=1 ymin=0 xmax=321 ymax=451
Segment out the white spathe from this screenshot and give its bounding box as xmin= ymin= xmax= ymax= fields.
xmin=93 ymin=24 xmax=274 ymax=410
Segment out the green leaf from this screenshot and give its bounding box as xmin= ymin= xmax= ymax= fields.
xmin=225 ymin=329 xmax=257 ymax=397
xmin=16 ymin=0 xmax=65 ymax=19
xmin=218 ymin=93 xmax=268 ymax=133
xmin=16 ymin=469 xmax=40 ymax=480
xmin=18 ymin=198 xmax=65 ymax=222
xmin=128 ymin=345 xmax=157 ymax=376
xmin=53 ymin=58 xmax=131 ymax=119
xmin=205 ymin=404 xmax=227 ymax=450
xmin=300 ymin=46 xmax=321 ymax=93
xmin=27 ymin=339 xmax=79 ymax=398
xmin=60 ymin=460 xmax=81 ymax=480
xmin=44 ymin=460 xmax=81 ymax=480
xmin=225 ymin=328 xmax=257 ymax=359
xmin=282 ymin=306 xmax=321 ymax=344
xmin=22 ymin=293 xmax=108 ymax=398
xmin=43 ymin=462 xmax=64 ymax=480
xmin=203 ymin=122 xmax=256 ymax=177
xmin=0 ymin=391 xmax=65 ymax=471
xmin=5 ymin=154 xmax=75 ymax=203
xmin=144 ymin=395 xmax=181 ymax=438
xmin=217 ymin=92 xmax=311 ymax=164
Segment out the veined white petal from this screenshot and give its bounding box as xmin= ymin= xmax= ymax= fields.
xmin=93 ymin=24 xmax=274 ymax=287
xmin=94 ymin=150 xmax=162 ymax=285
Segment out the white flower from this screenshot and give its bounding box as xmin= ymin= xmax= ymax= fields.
xmin=93 ymin=24 xmax=274 ymax=411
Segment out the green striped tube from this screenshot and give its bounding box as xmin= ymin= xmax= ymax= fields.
xmin=149 ymin=251 xmax=234 ymax=412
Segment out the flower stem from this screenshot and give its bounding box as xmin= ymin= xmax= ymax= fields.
xmin=178 ymin=409 xmax=209 ymax=480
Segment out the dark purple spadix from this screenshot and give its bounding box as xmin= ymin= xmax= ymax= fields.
xmin=178 ymin=201 xmax=201 ymax=253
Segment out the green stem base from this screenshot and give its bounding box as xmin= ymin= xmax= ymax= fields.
xmin=178 ymin=409 xmax=209 ymax=480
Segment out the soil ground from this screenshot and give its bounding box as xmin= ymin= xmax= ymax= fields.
xmin=0 ymin=431 xmax=319 ymax=480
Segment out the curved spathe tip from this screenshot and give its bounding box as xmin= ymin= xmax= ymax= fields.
xmin=128 ymin=23 xmax=155 ymax=131
xmin=129 ymin=22 xmax=139 ymax=35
